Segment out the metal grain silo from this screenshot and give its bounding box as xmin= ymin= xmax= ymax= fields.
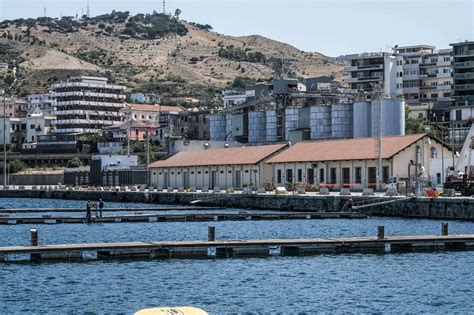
xmin=353 ymin=101 xmax=371 ymax=138
xmin=266 ymin=110 xmax=278 ymax=142
xmin=331 ymin=104 xmax=353 ymax=138
xmin=371 ymin=99 xmax=405 ymax=137
xmin=310 ymin=105 xmax=331 ymax=139
xmin=248 ymin=111 xmax=267 ymax=143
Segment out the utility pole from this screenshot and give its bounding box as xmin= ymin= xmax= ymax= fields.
xmin=3 ymin=91 xmax=6 ymax=187
xmin=146 ymin=129 xmax=150 ymax=167
xmin=126 ymin=110 xmax=131 ymax=156
xmin=371 ymin=82 xmax=383 ymax=190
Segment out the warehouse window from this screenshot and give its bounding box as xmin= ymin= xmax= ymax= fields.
xmin=297 ymin=169 xmax=303 ymax=182
xmin=431 ymin=147 xmax=438 ymax=159
xmin=277 ymin=170 xmax=282 ymax=184
xmin=319 ymin=169 xmax=325 ymax=183
xmin=330 ymin=168 xmax=337 ymax=184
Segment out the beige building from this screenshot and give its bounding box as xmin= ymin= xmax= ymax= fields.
xmin=267 ymin=134 xmax=451 ymax=190
xmin=149 ymin=144 xmax=287 ymax=189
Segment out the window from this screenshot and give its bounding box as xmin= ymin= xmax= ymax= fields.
xmin=228 ymin=170 xmax=232 ymax=174
xmin=171 ymin=172 xmax=174 ymax=175
xmin=30 ymin=124 xmax=35 ymax=129
xmin=191 ymin=171 xmax=194 ymax=175
xmin=220 ymin=171 xmax=224 ymax=174
xmin=245 ymin=170 xmax=249 ymax=173
xmin=330 ymin=168 xmax=337 ymax=184
xmin=355 ymin=167 xmax=362 ymax=184
xmin=277 ymin=170 xmax=282 ymax=184
xmin=198 ymin=171 xmax=201 ymax=174
xmin=297 ymin=169 xmax=303 ymax=182
xmin=319 ymin=168 xmax=325 ymax=183
xmin=431 ymin=147 xmax=438 ymax=159
xmin=456 ymin=110 xmax=462 ymax=121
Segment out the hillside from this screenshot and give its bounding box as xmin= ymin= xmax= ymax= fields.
xmin=0 ymin=11 xmax=344 ymax=103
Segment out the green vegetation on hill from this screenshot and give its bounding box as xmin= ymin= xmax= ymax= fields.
xmin=0 ymin=11 xmax=188 ymax=40
xmin=218 ymin=45 xmax=267 ymax=64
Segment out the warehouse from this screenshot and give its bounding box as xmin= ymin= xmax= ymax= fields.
xmin=149 ymin=144 xmax=287 ymax=190
xmin=266 ymin=134 xmax=451 ymax=190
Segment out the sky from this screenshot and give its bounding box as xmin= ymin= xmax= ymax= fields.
xmin=0 ymin=0 xmax=473 ymax=56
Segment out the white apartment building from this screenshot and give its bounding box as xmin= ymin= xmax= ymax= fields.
xmin=394 ymin=45 xmax=453 ymax=119
xmin=51 ymin=76 xmax=126 ymax=135
xmin=222 ymin=90 xmax=248 ymax=109
xmin=345 ymin=52 xmax=403 ymax=97
xmin=27 ymin=93 xmax=56 ymax=116
xmin=130 ymin=93 xmax=150 ymax=104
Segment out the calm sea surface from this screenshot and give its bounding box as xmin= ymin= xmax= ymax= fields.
xmin=1 ymin=198 xmax=473 ymax=314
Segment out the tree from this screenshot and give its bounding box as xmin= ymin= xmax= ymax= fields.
xmin=405 ymin=107 xmax=433 ymax=135
xmin=67 ymin=157 xmax=83 ymax=168
xmin=8 ymin=160 xmax=27 ymax=174
xmin=174 ymin=8 xmax=182 ymax=20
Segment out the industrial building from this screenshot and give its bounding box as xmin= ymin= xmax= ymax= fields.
xmin=51 ymin=76 xmax=126 ymax=135
xmin=149 ymin=144 xmax=287 ymax=190
xmin=210 ymin=77 xmax=405 ymax=145
xmin=267 ymin=134 xmax=451 ymax=190
xmin=64 ymin=155 xmax=148 ymax=187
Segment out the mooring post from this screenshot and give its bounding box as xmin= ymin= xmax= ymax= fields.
xmin=377 ymin=226 xmax=385 ymax=239
xmin=30 ymin=228 xmax=38 ymax=246
xmin=208 ymin=226 xmax=216 ymax=241
xmin=441 ymin=222 xmax=449 ymax=236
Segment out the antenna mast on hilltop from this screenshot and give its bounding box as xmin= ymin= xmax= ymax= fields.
xmin=43 ymin=6 xmax=47 ymax=18
xmin=163 ymin=0 xmax=166 ymax=14
xmin=87 ymin=0 xmax=90 ymax=18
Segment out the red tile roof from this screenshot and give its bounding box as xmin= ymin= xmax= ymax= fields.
xmin=150 ymin=144 xmax=287 ymax=168
xmin=267 ymin=134 xmax=427 ymax=164
xmin=129 ymin=104 xmax=184 ymax=112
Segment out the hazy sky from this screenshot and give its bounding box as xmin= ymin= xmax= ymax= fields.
xmin=0 ymin=0 xmax=473 ymax=56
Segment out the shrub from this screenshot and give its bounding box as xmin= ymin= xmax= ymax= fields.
xmin=8 ymin=160 xmax=27 ymax=174
xmin=67 ymin=157 xmax=83 ymax=168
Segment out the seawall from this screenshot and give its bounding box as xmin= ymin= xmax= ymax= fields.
xmin=0 ymin=190 xmax=473 ymax=220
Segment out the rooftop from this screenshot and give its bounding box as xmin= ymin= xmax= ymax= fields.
xmin=129 ymin=104 xmax=184 ymax=113
xmin=149 ymin=144 xmax=287 ymax=168
xmin=267 ymin=134 xmax=427 ymax=164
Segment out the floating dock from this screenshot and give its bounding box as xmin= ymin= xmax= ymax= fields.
xmin=0 ymin=212 xmax=367 ymax=225
xmin=1 ymin=234 xmax=473 ymax=263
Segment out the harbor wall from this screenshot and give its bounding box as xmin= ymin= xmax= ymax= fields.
xmin=1 ymin=190 xmax=474 ymax=220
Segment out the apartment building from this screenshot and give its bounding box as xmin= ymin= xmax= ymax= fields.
xmin=345 ymin=52 xmax=403 ymax=96
xmin=0 ymin=97 xmax=27 ymax=118
xmin=393 ymin=45 xmax=453 ymax=119
xmin=51 ymin=76 xmax=126 ymax=135
xmin=26 ymin=93 xmax=56 ymax=116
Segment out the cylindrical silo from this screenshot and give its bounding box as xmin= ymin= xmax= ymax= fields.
xmin=331 ymin=104 xmax=353 ymax=138
xmin=248 ymin=111 xmax=267 ymax=143
xmin=226 ymin=113 xmax=233 ymax=140
xmin=310 ymin=105 xmax=331 ymax=139
xmin=371 ymin=99 xmax=405 ymax=137
xmin=210 ymin=114 xmax=227 ymax=141
xmin=266 ymin=110 xmax=278 ymax=142
xmin=285 ymin=107 xmax=299 ymax=141
xmin=353 ymin=101 xmax=371 ymax=138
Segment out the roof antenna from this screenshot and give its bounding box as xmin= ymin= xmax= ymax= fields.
xmin=43 ymin=6 xmax=46 ymax=18
xmin=87 ymin=0 xmax=90 ymax=18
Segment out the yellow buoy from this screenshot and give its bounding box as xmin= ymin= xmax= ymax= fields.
xmin=134 ymin=306 xmax=208 ymax=315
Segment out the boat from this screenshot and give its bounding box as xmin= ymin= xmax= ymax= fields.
xmin=134 ymin=306 xmax=208 ymax=315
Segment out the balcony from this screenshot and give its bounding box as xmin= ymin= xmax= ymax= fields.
xmin=454 ymin=84 xmax=474 ymax=91
xmin=420 ymin=61 xmax=437 ymax=67
xmin=419 ymin=85 xmax=437 ymax=90
xmin=454 ymin=72 xmax=474 ymax=80
xmin=344 ymin=64 xmax=383 ymax=72
xmin=454 ymin=61 xmax=474 ymax=68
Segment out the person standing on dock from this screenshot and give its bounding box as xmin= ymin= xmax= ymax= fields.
xmin=97 ymin=199 xmax=104 ymax=218
xmin=85 ymin=201 xmax=92 ymax=223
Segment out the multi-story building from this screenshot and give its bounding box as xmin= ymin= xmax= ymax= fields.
xmin=26 ymin=93 xmax=56 ymax=116
xmin=0 ymin=97 xmax=28 ymax=118
xmin=393 ymin=45 xmax=453 ymax=119
xmin=130 ymin=93 xmax=151 ymax=104
xmin=445 ymin=41 xmax=474 ymax=146
xmin=52 ymin=76 xmax=126 ymax=135
xmin=345 ymin=52 xmax=403 ymax=96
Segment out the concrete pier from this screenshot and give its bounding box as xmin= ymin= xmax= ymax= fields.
xmin=1 ymin=234 xmax=473 ymax=263
xmin=1 ymin=189 xmax=474 ymax=220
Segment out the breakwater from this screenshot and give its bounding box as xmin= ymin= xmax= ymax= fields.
xmin=0 ymin=189 xmax=473 ymax=220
